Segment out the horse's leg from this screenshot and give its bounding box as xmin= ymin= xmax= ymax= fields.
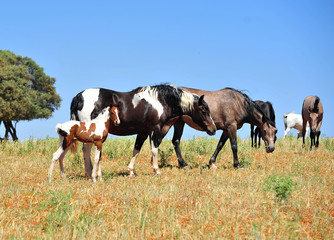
xmin=255 ymin=127 xmax=261 ymax=147
xmin=48 ymin=145 xmax=69 ymax=183
xmin=48 ymin=146 xmax=64 ymax=183
xmin=172 ymin=120 xmax=188 ymax=168
xmin=209 ymin=131 xmax=229 ymax=168
xmin=302 ymin=120 xmax=307 ymax=147
xmin=315 ymin=120 xmax=322 ymax=148
xmin=250 ymin=125 xmax=254 ymax=147
xmin=228 ymin=126 xmax=241 ymax=168
xmin=310 ymin=131 xmax=315 ymax=150
xmin=283 ymin=127 xmax=291 ymax=138
xmin=150 ymin=133 xmax=164 ymax=175
xmin=128 ymin=134 xmax=148 ymax=176
xmin=315 ymin=130 xmax=321 ymax=148
xmin=83 ymin=143 xmax=93 ymax=177
xmin=91 ymin=144 xmax=102 ymax=182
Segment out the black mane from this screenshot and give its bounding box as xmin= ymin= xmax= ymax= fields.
xmin=312 ymin=96 xmax=320 ymax=113
xmin=224 ymin=87 xmax=275 ymax=127
xmin=135 ymin=84 xmax=190 ymax=115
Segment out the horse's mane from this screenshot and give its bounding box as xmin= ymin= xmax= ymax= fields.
xmin=224 ymin=87 xmax=276 ymax=127
xmin=134 ymin=84 xmax=195 ymax=114
xmin=312 ymin=96 xmax=320 ymax=113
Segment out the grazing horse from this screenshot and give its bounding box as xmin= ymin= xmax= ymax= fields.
xmin=172 ymin=87 xmax=277 ymax=169
xmin=250 ymin=101 xmax=276 ymax=148
xmin=70 ymin=84 xmax=216 ymax=176
xmin=48 ymin=106 xmax=121 ymax=183
xmin=283 ymin=112 xmax=309 ymax=138
xmin=302 ymin=96 xmax=323 ymax=149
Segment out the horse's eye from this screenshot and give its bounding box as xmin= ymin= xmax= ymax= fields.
xmin=263 ymin=130 xmax=267 ymax=135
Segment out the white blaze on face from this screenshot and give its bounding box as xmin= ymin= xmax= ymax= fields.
xmin=113 ymin=108 xmax=120 ymax=124
xmin=77 ymin=88 xmax=100 ymax=121
xmin=132 ymin=87 xmax=164 ymax=118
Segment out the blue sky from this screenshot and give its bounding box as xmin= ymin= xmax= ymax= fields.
xmin=1 ymin=0 xmax=333 ymax=141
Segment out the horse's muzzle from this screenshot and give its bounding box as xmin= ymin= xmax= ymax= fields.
xmin=266 ymin=146 xmax=275 ymax=153
xmin=207 ymin=128 xmax=216 ymax=136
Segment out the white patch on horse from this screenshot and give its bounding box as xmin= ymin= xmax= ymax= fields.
xmin=132 ymin=87 xmax=164 ymax=118
xmin=180 ymin=91 xmax=196 ymax=113
xmin=77 ymin=88 xmax=100 ymax=121
xmin=56 ymin=122 xmax=80 ymax=135
xmin=89 ymin=107 xmax=110 ymax=137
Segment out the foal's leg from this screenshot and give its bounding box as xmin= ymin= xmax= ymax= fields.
xmin=209 ymin=130 xmax=229 ymax=168
xmin=48 ymin=146 xmax=69 ymax=183
xmin=127 ymin=134 xmax=148 ymax=176
xmin=91 ymin=144 xmax=102 ymax=182
xmin=315 ymin=131 xmax=321 ymax=148
xmin=172 ymin=120 xmax=188 ymax=168
xmin=83 ymin=143 xmax=94 ymax=176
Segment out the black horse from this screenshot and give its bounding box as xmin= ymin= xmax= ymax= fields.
xmin=70 ymin=84 xmax=216 ymax=176
xmin=171 ymin=87 xmax=277 ymax=169
xmin=250 ymin=101 xmax=276 ymax=148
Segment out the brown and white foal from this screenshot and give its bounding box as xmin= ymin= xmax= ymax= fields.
xmin=48 ymin=106 xmax=120 ymax=183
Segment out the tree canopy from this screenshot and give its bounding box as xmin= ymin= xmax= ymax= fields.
xmin=0 ymin=50 xmax=61 ymax=140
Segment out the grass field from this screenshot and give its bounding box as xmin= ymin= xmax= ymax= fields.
xmin=0 ymin=135 xmax=333 ymax=239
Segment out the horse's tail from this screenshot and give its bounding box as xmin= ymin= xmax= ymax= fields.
xmin=56 ymin=124 xmax=68 ymax=137
xmin=312 ymin=96 xmax=320 ymax=113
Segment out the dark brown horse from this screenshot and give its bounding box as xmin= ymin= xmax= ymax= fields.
xmin=172 ymin=87 xmax=277 ymax=169
xmin=302 ymin=96 xmax=323 ymax=149
xmin=70 ymin=85 xmax=216 ymax=176
xmin=250 ymin=100 xmax=276 ymax=148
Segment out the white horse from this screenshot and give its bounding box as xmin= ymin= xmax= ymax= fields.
xmin=283 ymin=112 xmax=309 ymax=138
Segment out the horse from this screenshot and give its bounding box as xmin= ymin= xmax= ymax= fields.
xmin=48 ymin=106 xmax=120 ymax=183
xmin=172 ymin=87 xmax=277 ymax=169
xmin=283 ymin=112 xmax=309 ymax=138
xmin=302 ymin=96 xmax=323 ymax=149
xmin=250 ymin=101 xmax=276 ymax=148
xmin=70 ymin=84 xmax=216 ymax=176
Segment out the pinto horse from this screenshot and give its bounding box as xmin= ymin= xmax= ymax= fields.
xmin=48 ymin=106 xmax=120 ymax=183
xmin=302 ymin=96 xmax=323 ymax=149
xmin=172 ymin=87 xmax=277 ymax=169
xmin=250 ymin=101 xmax=276 ymax=148
xmin=70 ymin=84 xmax=216 ymax=176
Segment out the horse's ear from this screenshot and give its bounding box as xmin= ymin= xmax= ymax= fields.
xmin=112 ymin=94 xmax=119 ymax=106
xmin=199 ymin=95 xmax=205 ymax=106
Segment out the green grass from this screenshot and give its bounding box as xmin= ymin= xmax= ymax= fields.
xmin=0 ymin=136 xmax=333 ymax=239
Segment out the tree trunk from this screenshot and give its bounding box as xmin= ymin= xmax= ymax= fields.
xmin=3 ymin=120 xmax=18 ymax=141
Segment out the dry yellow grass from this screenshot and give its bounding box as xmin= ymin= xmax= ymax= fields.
xmin=0 ymin=136 xmax=333 ymax=239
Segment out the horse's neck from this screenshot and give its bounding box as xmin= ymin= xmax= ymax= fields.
xmin=248 ymin=110 xmax=263 ymax=128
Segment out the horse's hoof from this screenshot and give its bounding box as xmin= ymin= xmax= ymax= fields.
xmin=181 ymin=165 xmax=191 ymax=170
xmin=210 ymin=163 xmax=218 ymax=169
xmin=234 ymin=165 xmax=243 ymax=170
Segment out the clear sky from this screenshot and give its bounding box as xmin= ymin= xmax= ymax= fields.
xmin=1 ymin=0 xmax=333 ymax=141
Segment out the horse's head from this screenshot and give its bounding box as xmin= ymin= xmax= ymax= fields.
xmin=308 ymin=106 xmax=320 ymax=133
xmin=261 ymin=119 xmax=277 ymax=153
xmin=191 ymin=95 xmax=216 ymax=136
xmin=109 ymin=105 xmax=121 ymax=126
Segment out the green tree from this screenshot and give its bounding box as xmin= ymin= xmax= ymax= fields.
xmin=0 ymin=50 xmax=61 ymax=141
